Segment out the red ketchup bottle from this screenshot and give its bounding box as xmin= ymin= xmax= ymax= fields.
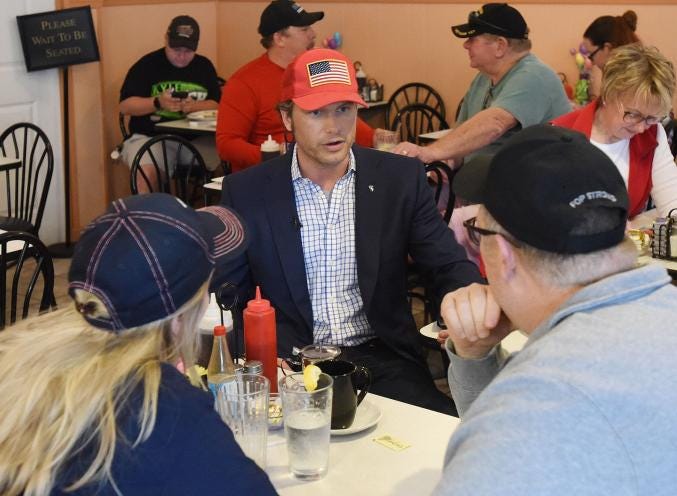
xmin=244 ymin=286 xmax=278 ymax=393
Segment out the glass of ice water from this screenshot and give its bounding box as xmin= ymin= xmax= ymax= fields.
xmin=279 ymin=372 xmax=333 ymax=480
xmin=216 ymin=374 xmax=270 ymax=469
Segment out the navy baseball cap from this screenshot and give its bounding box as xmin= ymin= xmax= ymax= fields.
xmin=453 ymin=125 xmax=628 ymax=254
xmin=68 ymin=193 xmax=247 ymax=332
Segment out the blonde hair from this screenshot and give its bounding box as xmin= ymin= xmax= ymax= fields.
xmin=480 ymin=207 xmax=638 ymax=287
xmin=0 ymin=284 xmax=208 ymax=495
xmin=600 ymin=44 xmax=676 ymax=114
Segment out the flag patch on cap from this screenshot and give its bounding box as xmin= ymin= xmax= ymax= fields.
xmin=307 ymin=59 xmax=351 ymax=87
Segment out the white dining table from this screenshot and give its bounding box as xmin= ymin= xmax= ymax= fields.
xmin=264 ymin=330 xmax=526 ymax=495
xmin=155 ymin=118 xmax=216 ymax=136
xmin=266 ymin=392 xmax=458 ymax=495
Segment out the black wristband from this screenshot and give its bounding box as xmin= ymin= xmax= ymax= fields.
xmin=153 ymin=96 xmax=161 ymax=110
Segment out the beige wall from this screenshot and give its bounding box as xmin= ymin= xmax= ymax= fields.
xmin=216 ymin=2 xmax=677 ymax=120
xmin=68 ymin=1 xmax=677 ymax=238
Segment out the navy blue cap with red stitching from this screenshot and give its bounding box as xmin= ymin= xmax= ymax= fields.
xmin=68 ymin=193 xmax=247 ymax=332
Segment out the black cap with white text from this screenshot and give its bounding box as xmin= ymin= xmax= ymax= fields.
xmin=453 ymin=125 xmax=629 ymax=254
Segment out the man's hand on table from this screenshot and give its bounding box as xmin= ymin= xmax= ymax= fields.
xmin=439 ymin=283 xmax=513 ymax=359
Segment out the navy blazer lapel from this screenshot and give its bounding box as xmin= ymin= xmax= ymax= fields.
xmin=263 ymin=159 xmax=313 ymax=331
xmin=354 ymin=147 xmax=384 ymax=312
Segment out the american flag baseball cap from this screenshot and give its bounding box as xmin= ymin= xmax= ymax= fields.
xmin=68 ymin=193 xmax=248 ymax=332
xmin=280 ymin=48 xmax=367 ymax=111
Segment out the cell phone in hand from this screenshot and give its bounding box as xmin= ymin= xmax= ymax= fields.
xmin=171 ymin=90 xmax=189 ymax=99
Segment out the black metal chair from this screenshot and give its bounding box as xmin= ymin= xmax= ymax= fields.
xmin=0 ymin=231 xmax=56 ymax=330
xmin=119 ymin=112 xmax=131 ymax=141
xmin=407 ymin=161 xmax=457 ymax=331
xmin=130 ymin=133 xmax=209 ymax=206
xmin=0 ymin=123 xmax=54 ymax=236
xmin=662 ymin=113 xmax=677 ymax=157
xmin=385 ymin=83 xmax=446 ymax=131
xmin=390 ymin=104 xmax=450 ymax=146
xmin=455 ymin=97 xmax=465 ymax=123
xmin=425 ymin=161 xmax=456 ymax=225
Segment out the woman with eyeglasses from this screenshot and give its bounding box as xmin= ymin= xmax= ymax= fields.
xmin=582 ymin=11 xmax=639 ymax=70
xmin=0 ymin=194 xmax=276 ymax=495
xmin=552 ymin=44 xmax=677 ymax=219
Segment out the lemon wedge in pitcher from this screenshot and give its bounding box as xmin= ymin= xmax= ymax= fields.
xmin=303 ymin=364 xmax=322 ymax=391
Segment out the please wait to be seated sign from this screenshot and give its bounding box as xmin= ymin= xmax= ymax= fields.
xmin=17 ymin=6 xmax=100 ymax=72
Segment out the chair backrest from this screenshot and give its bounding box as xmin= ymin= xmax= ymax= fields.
xmin=454 ymin=97 xmax=465 ymax=123
xmin=385 ymin=83 xmax=446 ymax=131
xmin=662 ymin=114 xmax=677 ymax=157
xmin=119 ymin=112 xmax=131 ymax=141
xmin=425 ymin=161 xmax=455 ymax=224
xmin=0 ymin=123 xmax=54 ymax=234
xmin=0 ymin=231 xmax=56 ymax=330
xmin=130 ymin=133 xmax=209 ymax=205
xmin=391 ymin=104 xmax=450 ymax=145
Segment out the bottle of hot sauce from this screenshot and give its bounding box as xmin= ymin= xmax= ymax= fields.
xmin=244 ymin=286 xmax=278 ymax=393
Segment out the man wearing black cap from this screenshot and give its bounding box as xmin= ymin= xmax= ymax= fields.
xmin=432 ymin=125 xmax=677 ymax=494
xmin=119 ymin=15 xmax=221 ymax=192
xmin=216 ymin=0 xmax=375 ymax=172
xmin=393 ymin=3 xmax=570 ymax=167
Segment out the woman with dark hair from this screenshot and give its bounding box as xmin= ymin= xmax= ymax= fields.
xmin=582 ymin=10 xmax=639 ymax=70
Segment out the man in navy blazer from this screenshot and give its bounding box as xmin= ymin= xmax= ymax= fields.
xmin=221 ymin=48 xmax=482 ymax=414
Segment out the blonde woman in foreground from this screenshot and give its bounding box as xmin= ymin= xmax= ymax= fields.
xmin=0 ymin=193 xmax=277 ymax=495
xmin=553 ymin=44 xmax=677 ymax=219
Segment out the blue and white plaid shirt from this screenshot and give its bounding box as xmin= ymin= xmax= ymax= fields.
xmin=291 ymin=145 xmax=374 ymax=346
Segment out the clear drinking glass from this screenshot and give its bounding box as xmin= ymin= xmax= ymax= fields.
xmin=279 ymin=372 xmax=333 ymax=480
xmin=216 ymin=374 xmax=270 ymax=469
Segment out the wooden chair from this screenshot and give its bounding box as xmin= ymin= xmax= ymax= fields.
xmin=0 ymin=123 xmax=54 ymax=236
xmin=390 ymin=104 xmax=450 ymax=146
xmin=0 ymin=231 xmax=56 ymax=330
xmin=130 ymin=133 xmax=209 ymax=206
xmin=385 ymin=83 xmax=446 ymax=131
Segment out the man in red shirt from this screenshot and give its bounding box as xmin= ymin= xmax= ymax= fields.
xmin=216 ymin=0 xmax=375 ymax=172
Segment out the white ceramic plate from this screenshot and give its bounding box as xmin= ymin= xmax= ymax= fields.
xmin=186 ymin=110 xmax=217 ymax=122
xmin=331 ymin=400 xmax=382 ymax=436
xmin=419 ymin=321 xmax=443 ymax=339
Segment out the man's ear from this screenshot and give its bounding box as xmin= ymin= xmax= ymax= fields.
xmin=280 ymin=109 xmax=293 ymax=133
xmin=494 ymin=234 xmax=518 ymax=281
xmin=273 ymin=31 xmax=286 ymax=48
xmin=494 ymin=36 xmax=509 ymax=57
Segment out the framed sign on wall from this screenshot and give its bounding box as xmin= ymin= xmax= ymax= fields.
xmin=17 ymin=6 xmax=100 ymax=72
